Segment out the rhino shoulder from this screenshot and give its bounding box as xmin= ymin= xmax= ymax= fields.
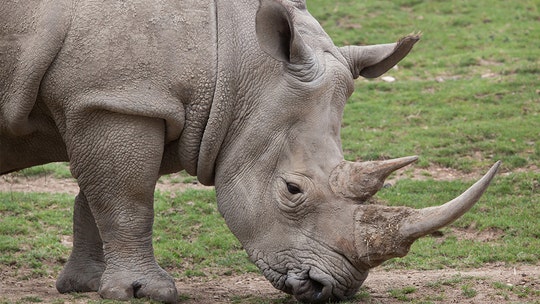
xmin=0 ymin=0 xmax=71 ymax=136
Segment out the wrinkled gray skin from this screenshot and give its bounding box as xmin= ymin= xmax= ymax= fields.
xmin=1 ymin=0 xmax=500 ymax=303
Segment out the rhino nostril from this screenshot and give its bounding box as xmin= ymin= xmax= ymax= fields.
xmin=309 ymin=279 xmax=325 ymax=300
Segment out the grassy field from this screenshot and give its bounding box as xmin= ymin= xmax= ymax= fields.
xmin=310 ymin=0 xmax=539 ymax=170
xmin=1 ymin=0 xmax=539 ymax=303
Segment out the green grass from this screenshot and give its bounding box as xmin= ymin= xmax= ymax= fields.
xmin=0 ymin=190 xmax=255 ymax=282
xmin=493 ymin=281 xmax=540 ymax=300
xmin=12 ymin=163 xmax=72 ymax=179
xmin=389 ymin=286 xmax=417 ymax=301
xmin=309 ymin=0 xmax=539 ymax=171
xmin=461 ymin=284 xmax=477 ymax=298
xmin=0 ymin=192 xmax=72 ymax=276
xmin=157 ymin=170 xmax=199 ymax=185
xmin=1 ymin=172 xmax=537 ymax=282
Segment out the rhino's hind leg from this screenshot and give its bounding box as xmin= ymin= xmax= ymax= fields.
xmin=66 ymin=111 xmax=177 ymax=303
xmin=56 ymin=192 xmax=105 ymax=293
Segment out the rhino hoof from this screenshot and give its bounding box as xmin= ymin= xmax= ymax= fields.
xmin=98 ymin=269 xmax=178 ymax=303
xmin=56 ymin=260 xmax=104 ymax=293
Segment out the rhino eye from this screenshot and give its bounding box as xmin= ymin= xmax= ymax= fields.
xmin=286 ymin=182 xmax=302 ymax=195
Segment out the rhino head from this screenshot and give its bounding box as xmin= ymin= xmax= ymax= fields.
xmin=204 ymin=1 xmax=500 ymax=303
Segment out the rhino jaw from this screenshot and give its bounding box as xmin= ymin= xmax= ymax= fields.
xmin=352 ymin=161 xmax=501 ymax=268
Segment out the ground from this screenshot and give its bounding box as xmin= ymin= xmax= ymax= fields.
xmin=1 ymin=170 xmax=539 ymax=303
xmin=1 ymin=262 xmax=538 ymax=303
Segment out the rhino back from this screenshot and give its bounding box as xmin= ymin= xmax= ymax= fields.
xmin=47 ymin=0 xmax=216 ymax=93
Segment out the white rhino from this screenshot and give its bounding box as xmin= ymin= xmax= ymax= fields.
xmin=1 ymin=0 xmax=500 ymax=303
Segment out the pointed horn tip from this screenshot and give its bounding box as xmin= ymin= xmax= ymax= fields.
xmin=382 ymin=155 xmax=418 ymax=170
xmin=400 ymin=155 xmax=419 ymax=165
xmin=399 ymin=33 xmax=421 ymax=44
xmin=410 ymin=31 xmax=422 ymax=39
xmin=400 ymin=161 xmax=502 ymax=239
xmin=355 ymin=155 xmax=418 ymax=179
xmin=435 ymin=160 xmax=502 ymax=206
xmin=478 ymin=160 xmax=502 ymax=186
xmin=491 ymin=160 xmax=502 ymax=174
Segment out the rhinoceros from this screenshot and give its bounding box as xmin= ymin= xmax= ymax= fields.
xmin=1 ymin=0 xmax=500 ymax=303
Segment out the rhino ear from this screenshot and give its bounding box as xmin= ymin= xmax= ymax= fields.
xmin=255 ymin=0 xmax=311 ymax=64
xmin=340 ymin=34 xmax=420 ymax=79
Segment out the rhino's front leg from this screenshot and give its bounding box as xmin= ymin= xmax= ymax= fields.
xmin=66 ymin=112 xmax=177 ymax=303
xmin=56 ymin=192 xmax=105 ymax=293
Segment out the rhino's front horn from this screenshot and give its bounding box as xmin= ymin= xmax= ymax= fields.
xmin=400 ymin=161 xmax=501 ymax=240
xmin=351 ymin=161 xmax=501 ymax=269
xmin=330 ymin=156 xmax=418 ymax=201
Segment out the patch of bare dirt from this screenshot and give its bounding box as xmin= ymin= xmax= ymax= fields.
xmin=387 ymin=162 xmax=538 ymax=186
xmin=387 ymin=163 xmax=488 ymax=183
xmin=0 ymin=163 xmax=487 ymax=196
xmin=2 ymin=162 xmax=537 ymax=195
xmin=450 ymin=226 xmax=506 ymax=243
xmin=0 ymin=172 xmax=213 ymax=195
xmin=1 ymin=264 xmax=538 ymax=303
xmin=362 ymin=264 xmax=540 ymax=303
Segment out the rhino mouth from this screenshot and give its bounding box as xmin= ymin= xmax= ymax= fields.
xmin=282 ymin=266 xmax=364 ymax=303
xmin=284 ymin=270 xmax=333 ymax=303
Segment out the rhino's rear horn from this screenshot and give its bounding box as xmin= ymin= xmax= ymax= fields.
xmin=329 ymin=156 xmax=418 ymax=201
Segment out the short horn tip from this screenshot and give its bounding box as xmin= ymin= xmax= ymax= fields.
xmin=403 ymin=155 xmax=419 ymax=164
xmin=388 ymin=155 xmax=418 ymax=169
